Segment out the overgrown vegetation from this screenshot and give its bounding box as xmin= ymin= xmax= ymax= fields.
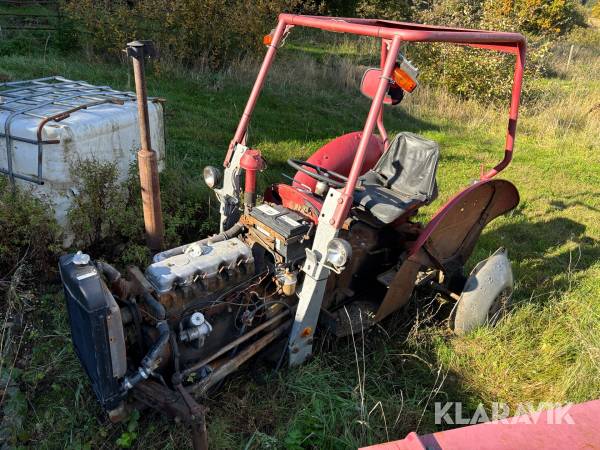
xmin=0 ymin=178 xmax=59 ymax=280
xmin=57 ymin=0 xmax=585 ymax=99
xmin=68 ymin=159 xmax=143 ymax=258
xmin=62 ymin=0 xmax=323 ymax=68
xmin=0 ymin=1 xmax=599 ymax=449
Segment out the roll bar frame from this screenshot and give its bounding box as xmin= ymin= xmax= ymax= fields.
xmin=224 ymin=14 xmax=526 ymax=229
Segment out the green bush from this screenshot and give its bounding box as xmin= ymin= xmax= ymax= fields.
xmin=62 ymin=0 xmax=322 ymax=68
xmin=355 ymin=0 xmax=413 ymax=21
xmin=66 ymin=158 xmax=216 ymax=267
xmin=483 ymin=0 xmax=585 ymax=35
xmin=67 ymin=158 xmax=144 ymax=261
xmin=0 ymin=177 xmax=60 ymax=280
xmin=592 ymin=1 xmax=600 ymax=18
xmin=351 ymin=0 xmax=582 ymax=102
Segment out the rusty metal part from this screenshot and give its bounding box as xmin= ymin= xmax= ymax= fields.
xmin=107 ymin=402 xmax=131 ymax=423
xmin=420 ymin=179 xmax=519 ymax=274
xmin=176 ymin=384 xmax=209 ymax=450
xmin=182 ymin=309 xmax=291 ymax=377
xmin=127 ymin=265 xmax=154 ymax=296
xmin=374 ymin=249 xmax=431 ymax=322
xmin=374 ymin=180 xmax=519 ymax=322
xmin=188 ymin=319 xmax=291 ymax=397
xmin=36 ymin=98 xmax=125 ymax=147
xmin=126 ymin=40 xmax=164 ymax=252
xmin=133 ymin=380 xmax=208 ymax=450
xmin=428 ymin=280 xmax=461 ymax=301
xmin=326 ymin=222 xmax=380 ymax=308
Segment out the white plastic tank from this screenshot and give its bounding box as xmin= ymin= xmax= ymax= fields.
xmin=0 ymin=76 xmax=165 ymax=242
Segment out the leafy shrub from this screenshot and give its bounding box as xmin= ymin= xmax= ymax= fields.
xmin=355 ymin=0 xmax=584 ymax=35
xmin=0 ymin=177 xmax=60 ymax=280
xmin=567 ymin=25 xmax=600 ymax=48
xmin=592 ymin=1 xmax=600 ymax=19
xmin=67 ymin=158 xmax=215 ymax=267
xmin=407 ymin=37 xmax=551 ymax=102
xmin=352 ymin=0 xmax=581 ymax=102
xmin=406 ymin=0 xmax=553 ymax=102
xmin=355 ymin=0 xmax=413 ymax=21
xmin=483 ymin=0 xmax=585 ymax=35
xmin=67 ymin=158 xmax=144 ymax=262
xmin=62 ymin=0 xmax=322 ymax=68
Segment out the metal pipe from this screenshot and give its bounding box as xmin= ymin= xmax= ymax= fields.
xmin=224 ymin=20 xmax=288 ymax=166
xmin=142 ymin=292 xmax=166 ymax=320
xmin=96 ymin=260 xmax=121 ymax=284
xmin=126 ymin=40 xmax=164 ymax=252
xmin=182 ymin=309 xmax=290 ymax=377
xmin=282 ymin=14 xmax=526 ymax=45
xmin=332 ymin=35 xmax=402 ymax=228
xmin=377 ymin=39 xmax=389 ymax=150
xmin=122 ymin=320 xmax=170 ymax=390
xmin=481 ymin=42 xmax=526 ymax=180
xmin=191 ymin=422 xmax=209 ymax=450
xmin=188 ymin=319 xmax=291 ymax=396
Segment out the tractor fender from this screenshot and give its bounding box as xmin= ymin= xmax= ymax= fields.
xmin=453 ymin=247 xmax=513 ymax=335
xmin=410 ymin=179 xmax=520 ymax=274
xmin=374 ymin=179 xmax=518 ymax=323
xmin=293 ymin=131 xmax=384 ymax=191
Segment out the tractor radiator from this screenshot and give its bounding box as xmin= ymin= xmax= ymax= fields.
xmin=59 ymin=254 xmax=127 ymax=411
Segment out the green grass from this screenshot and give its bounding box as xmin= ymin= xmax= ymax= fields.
xmin=1 ymin=26 xmax=599 ymax=449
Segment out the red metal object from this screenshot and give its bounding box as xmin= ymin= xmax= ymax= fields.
xmin=373 ymin=179 xmax=519 ymax=322
xmin=409 ymin=179 xmax=520 ymax=261
xmin=226 ymin=14 xmax=526 ymax=232
xmin=360 ymin=400 xmax=600 ymax=450
xmin=332 ymin=34 xmax=402 ymax=227
xmin=264 ymin=183 xmax=323 ymax=223
xmin=293 ymin=132 xmax=383 ymax=191
xmin=240 ymin=148 xmax=263 ymax=208
xmin=360 ymin=69 xmax=396 ymax=105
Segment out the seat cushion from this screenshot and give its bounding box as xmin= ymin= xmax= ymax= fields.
xmin=353 ymin=184 xmax=421 ymax=224
xmin=352 ymin=132 xmax=440 ymax=225
xmin=372 ymin=132 xmax=439 ymax=201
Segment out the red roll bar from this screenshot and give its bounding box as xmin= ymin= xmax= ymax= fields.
xmin=225 ymin=14 xmax=526 ymax=229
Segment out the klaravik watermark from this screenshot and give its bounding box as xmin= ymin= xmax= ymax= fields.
xmin=435 ymin=402 xmax=575 ymax=425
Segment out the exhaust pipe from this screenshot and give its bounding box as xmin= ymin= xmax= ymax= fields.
xmin=126 ymin=40 xmax=164 ymax=252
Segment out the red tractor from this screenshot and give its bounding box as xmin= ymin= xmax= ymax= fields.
xmin=58 ymin=15 xmax=526 ymax=449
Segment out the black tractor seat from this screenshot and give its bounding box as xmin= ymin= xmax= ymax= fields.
xmin=353 ymin=132 xmax=439 ymax=225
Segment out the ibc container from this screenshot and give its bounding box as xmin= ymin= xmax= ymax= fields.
xmin=0 ymin=76 xmax=165 ymax=243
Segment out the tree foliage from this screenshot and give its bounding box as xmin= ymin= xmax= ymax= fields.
xmin=62 ymin=0 xmax=323 ymax=68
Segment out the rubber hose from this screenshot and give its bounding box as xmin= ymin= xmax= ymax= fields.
xmin=142 ymin=291 xmax=166 ymax=320
xmin=96 ymin=261 xmax=121 ymax=284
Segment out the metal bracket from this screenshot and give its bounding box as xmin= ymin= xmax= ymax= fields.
xmin=125 ymin=40 xmax=158 ymax=59
xmin=288 ymin=187 xmax=342 ymax=366
xmin=214 ymin=143 xmax=246 ymax=232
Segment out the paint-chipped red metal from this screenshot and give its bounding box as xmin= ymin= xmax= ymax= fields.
xmin=360 ymin=400 xmax=600 ymax=450
xmin=293 ymin=132 xmax=383 ymax=192
xmin=240 ymin=148 xmax=263 ymax=208
xmin=226 ymin=14 xmax=526 ymax=232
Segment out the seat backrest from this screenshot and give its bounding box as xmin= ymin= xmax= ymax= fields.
xmin=371 ymin=132 xmax=439 ymax=201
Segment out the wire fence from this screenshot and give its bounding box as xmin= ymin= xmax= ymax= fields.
xmin=0 ymin=0 xmax=62 ymax=33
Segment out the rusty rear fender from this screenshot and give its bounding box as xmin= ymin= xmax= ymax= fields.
xmin=412 ymin=179 xmax=520 ymax=273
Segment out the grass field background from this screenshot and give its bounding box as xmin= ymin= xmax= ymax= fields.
xmin=0 ymin=21 xmax=599 ymax=450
